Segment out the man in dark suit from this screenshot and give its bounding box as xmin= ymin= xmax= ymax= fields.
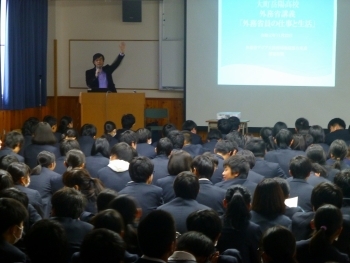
xmin=136 ymin=128 xmax=156 ymax=159
xmin=78 ymin=124 xmax=97 ymax=157
xmin=215 ymin=155 xmax=257 ymax=196
xmin=135 ymin=210 xmax=176 ymax=263
xmin=0 ymin=131 xmax=24 ymax=162
xmin=119 ymin=156 xmax=163 ymax=219
xmin=202 ymin=129 xmax=222 ymax=154
xmin=157 ymin=172 xmax=211 ymax=234
xmin=287 ymin=156 xmax=314 ymax=212
xmin=245 ymin=138 xmax=286 ymax=178
xmin=151 ymin=138 xmax=173 ymax=183
xmin=182 ymin=120 xmax=202 ymax=145
xmin=191 ymin=155 xmax=226 ymax=215
xmin=264 ymin=129 xmax=306 ymax=176
xmin=182 ymin=131 xmax=206 ymax=158
xmin=325 ymin=118 xmax=350 ymax=145
xmin=85 ymin=42 xmax=125 ymax=92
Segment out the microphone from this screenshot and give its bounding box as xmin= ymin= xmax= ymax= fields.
xmin=95 ymin=67 xmax=101 ymax=77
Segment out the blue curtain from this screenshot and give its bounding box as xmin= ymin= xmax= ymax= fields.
xmin=3 ymin=0 xmax=48 ymax=110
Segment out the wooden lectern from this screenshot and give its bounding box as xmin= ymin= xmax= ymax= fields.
xmin=79 ymin=92 xmax=145 ymax=137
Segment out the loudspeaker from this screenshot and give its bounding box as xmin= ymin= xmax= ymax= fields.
xmin=122 ymin=0 xmax=142 ymax=22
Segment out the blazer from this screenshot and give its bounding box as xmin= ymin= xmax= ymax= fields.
xmin=53 ymin=156 xmax=66 ymax=175
xmin=119 ymin=182 xmax=163 ymax=219
xmin=77 ymin=136 xmax=95 ymax=157
xmin=157 ymin=197 xmax=210 ymax=234
xmin=151 ymin=154 xmax=169 ymax=183
xmin=247 ymin=170 xmax=264 ymax=184
xmin=285 ymin=206 xmax=303 ymax=220
xmin=50 ymin=173 xmax=64 ymax=194
xmin=326 ymin=158 xmax=350 ymax=170
xmin=15 ymin=184 xmax=43 ymax=217
xmin=252 ymin=158 xmax=286 ymax=178
xmin=191 ymin=133 xmax=202 ymax=145
xmin=215 ymin=178 xmax=257 ymax=197
xmin=24 ymin=144 xmax=61 ymax=169
xmin=97 ymin=167 xmax=131 ymax=192
xmin=287 ymin=178 xmax=314 ymax=212
xmin=264 ymin=148 xmax=306 ymax=176
xmin=211 ymin=154 xmax=225 ymax=184
xmin=306 ymin=173 xmax=330 ymax=187
xmin=250 ymin=210 xmax=292 ymax=233
xmin=202 ymin=140 xmax=219 ymax=154
xmin=197 ymin=179 xmax=226 ymax=215
xmin=85 ymin=154 xmax=110 ymax=178
xmin=85 ymin=54 xmax=124 ymax=92
xmin=0 ymin=239 xmax=26 ymax=263
xmin=325 ymin=129 xmax=350 ymax=145
xmin=182 ymin=144 xmax=206 ymax=158
xmin=136 ymin=143 xmax=157 ymax=159
xmin=155 ymin=174 xmax=177 ymax=203
xmin=0 ymin=147 xmax=24 ymax=162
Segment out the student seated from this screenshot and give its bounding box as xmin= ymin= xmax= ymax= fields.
xmin=271 ymin=121 xmax=288 ymax=138
xmin=325 ymin=117 xmax=350 ymax=145
xmin=54 ymin=140 xmax=81 ymax=175
xmin=78 ymin=123 xmax=97 ymax=157
xmin=136 ymin=128 xmax=156 ymax=159
xmin=167 ymin=130 xmax=185 ymax=150
xmin=96 ymin=189 xmax=118 ymax=212
xmin=326 ymin=139 xmax=350 ymax=170
xmin=182 ymin=120 xmax=202 ymax=145
xmin=85 ymin=138 xmax=110 ymax=178
xmin=226 ymin=130 xmax=244 ymax=149
xmin=116 ymin=114 xmax=136 ymax=141
xmin=308 ymin=125 xmax=329 ymax=154
xmin=103 ymin=121 xmax=118 ymax=149
xmin=334 ymin=169 xmax=350 ymax=215
xmin=203 ymin=129 xmax=222 ymax=154
xmin=295 ymin=117 xmax=309 ymax=135
xmin=259 ymin=127 xmax=275 ymax=152
xmin=151 ymin=137 xmax=173 ymax=183
xmin=20 ymin=117 xmax=39 ymax=156
xmin=43 ymin=115 xmax=62 ymax=145
xmin=120 ymin=130 xmax=138 ymax=150
xmin=182 ymin=130 xmax=206 ymax=158
xmin=217 ymin=119 xmax=233 ymax=138
xmin=0 ymin=131 xmax=24 ymax=162
xmin=57 ymin=116 xmax=74 ymax=137
xmin=236 ymin=150 xmax=264 ymax=184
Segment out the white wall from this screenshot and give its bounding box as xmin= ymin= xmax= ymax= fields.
xmin=47 ymin=0 xmax=183 ymax=98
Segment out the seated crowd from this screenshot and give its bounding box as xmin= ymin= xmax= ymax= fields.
xmin=2 ymin=115 xmax=350 ymax=263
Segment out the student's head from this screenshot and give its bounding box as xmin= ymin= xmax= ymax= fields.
xmin=0 ymin=197 xmax=28 ymax=244
xmin=59 ymin=139 xmax=80 ymax=156
xmin=4 ymin=131 xmax=24 ymax=152
xmin=260 ymin=127 xmax=275 ymax=151
xmin=109 ymin=194 xmax=138 ymax=225
xmin=275 ymin=129 xmax=293 ymax=149
xmin=121 ymin=114 xmax=136 ymax=129
xmin=0 ymin=155 xmax=19 ymax=170
xmin=309 ymin=125 xmax=325 ymax=143
xmin=305 ymin=144 xmax=326 ymax=165
xmin=43 ymin=115 xmax=58 ymax=131
xmin=217 ymin=119 xmax=233 ymax=134
xmin=110 ymin=142 xmax=136 ymax=162
xmin=252 ymin=178 xmax=285 ymax=219
xmin=0 ymin=187 xmax=29 ymax=208
xmin=136 ymin=128 xmax=152 ymax=143
xmin=129 ymin=156 xmax=154 ymax=183
xmin=225 ymin=130 xmax=244 ymax=148
xmin=51 ymin=188 xmax=86 ymax=219
xmin=58 ymin=116 xmax=73 ymax=134
xmin=236 ymin=150 xmax=256 ymax=169
xmin=162 ymin=123 xmax=177 ymax=137
xmin=182 ymin=120 xmax=197 ymax=132
xmin=245 ymin=138 xmax=266 ymax=158
xmin=173 ymin=171 xmax=199 ymax=199
xmin=80 ymin=229 xmax=125 ymax=263
xmin=32 ymin=122 xmax=57 ymax=145
xmin=22 ymin=117 xmax=40 ymax=136
xmin=25 ymin=219 xmax=69 ymax=263
xmin=167 ymin=130 xmax=185 ymax=149
xmin=0 ymin=170 xmax=14 ymax=191
xmin=36 ymin=151 xmax=55 ymax=168
xmin=289 ymin=155 xmax=312 ymax=179
xmin=214 ymin=140 xmax=237 ymax=158
xmin=295 ymin=117 xmax=309 ymax=133
xmin=8 ymin=162 xmax=31 ymax=186
xmin=329 ymin=139 xmax=348 ymax=160
xmin=291 ymin=134 xmax=306 ymax=151
xmin=186 ymin=210 xmax=222 ymax=242
xmin=64 ymin=128 xmax=78 ymax=140
xmin=96 ymin=189 xmax=118 ymax=212
xmin=191 ymin=155 xmax=214 ymax=179
xmin=202 ymin=152 xmax=219 ymax=170
xmin=272 ymin=121 xmax=288 ymax=137
xmin=91 ymin=138 xmax=110 ymax=158
xmin=182 ymin=130 xmax=192 ymax=144
xmin=207 ymin=129 xmax=222 ymax=141
xmin=65 ymin=149 xmax=85 ymax=169
xmin=222 ymin=155 xmax=250 ymax=180
xmin=304 ymin=134 xmax=314 ymax=149
xmin=334 ymin=169 xmax=350 ymax=198
xmin=228 ymin=116 xmax=240 ymax=131
xmin=223 ymin=185 xmax=251 ymax=229
xmin=156 ymin=137 xmax=173 ymax=156
xmin=328 ymin=118 xmax=346 ymax=131
xmin=92 ymin=209 xmax=124 ymax=234
xmin=138 ymin=210 xmax=176 ymax=259
xmin=167 ymin=150 xmax=192 ymax=175
xmin=261 ymin=226 xmax=296 ymax=263
xmin=120 ymin=130 xmax=138 ymax=148
xmin=311 ymin=182 xmax=343 ymax=210
xmin=80 ymin=123 xmax=97 ymax=137
xmin=104 ymin=121 xmax=117 ymax=137
xmin=273 ymin=178 xmax=290 ymax=199
xmin=175 ymin=232 xmax=216 ymax=263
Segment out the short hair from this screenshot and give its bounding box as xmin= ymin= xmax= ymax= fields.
xmin=173 ymin=171 xmax=199 ymax=199
xmin=8 ymin=162 xmax=30 ymax=184
xmin=228 ymin=116 xmax=240 ymax=131
xmin=305 ymin=144 xmax=326 ymax=165
xmin=136 ymin=128 xmax=152 ymax=143
xmin=252 ymin=178 xmax=285 ymax=219
xmin=272 ymin=121 xmax=288 ymax=137
xmin=207 ymin=129 xmax=222 ymax=141
xmin=32 ymin=122 xmax=57 ymax=145
xmin=309 ymin=125 xmax=325 ymax=143
xmin=96 ymin=189 xmax=118 ymax=212
xmin=186 ymin=210 xmax=222 ymax=242
xmin=138 ymin=210 xmax=176 ymax=258
xmin=92 ymin=53 xmax=104 ymax=62
xmin=275 ymin=129 xmax=293 ymax=149
xmin=110 ymin=142 xmax=135 ymax=162
xmin=65 ymin=149 xmax=85 ymax=169
xmin=60 ymin=139 xmax=81 ymax=156
xmin=43 ymin=115 xmax=57 ymax=127
xmin=162 ymin=123 xmax=177 ymax=137
xmin=182 ymin=120 xmax=197 ymax=131
xmin=109 ymin=194 xmax=137 ymax=225
xmin=167 ymin=150 xmax=192 ymax=175
xmin=176 ymin=231 xmax=215 ymax=259
xmin=4 ymin=131 xmax=24 ymax=149
xmin=223 ymin=155 xmax=250 ymax=179
xmin=245 ymin=138 xmax=266 ymax=157
xmin=191 ymin=155 xmax=214 ymax=179
xmin=120 ymin=130 xmax=138 ymax=146
xmin=217 ymin=119 xmax=233 ymax=134
xmin=25 ymin=219 xmax=69 ymax=263
xmin=202 ymin=152 xmax=219 ymax=168
xmin=121 ymin=114 xmax=136 ymax=129
xmin=289 ymin=156 xmax=312 ymax=179
xmin=0 ymin=155 xmax=19 ymax=170
xmin=167 ymin=130 xmax=184 ymax=149
xmin=328 ymin=118 xmax=346 ymax=130
xmin=58 ymin=116 xmax=73 ymax=135
xmin=81 ymin=124 xmax=97 ymax=137
xmin=92 ymin=209 xmax=124 ymax=234
xmin=22 ymin=117 xmax=40 ymax=136
xmin=304 ymin=134 xmax=314 ymax=149
xmin=214 ymin=140 xmax=237 ymax=155
xmin=0 ymin=197 xmax=28 ymax=235
xmin=0 ymin=170 xmax=14 ymax=191
xmin=156 ymin=137 xmax=173 ymax=156
xmin=291 ymin=134 xmax=306 ymax=151
xmin=236 ymin=150 xmax=256 ymax=169
xmin=91 ymin=138 xmax=110 ymax=158
xmin=80 ymin=229 xmax=125 ymax=263
xmin=295 ymin=117 xmax=309 ymax=132
xmin=329 ymin=139 xmax=348 ymax=160
xmin=104 ymin=121 xmax=117 ymax=134
xmin=129 ymin=157 xmax=154 ymax=183
xmin=0 ymin=187 xmax=29 ymax=207
xmin=334 ymin=169 xmax=350 ymax=198
xmin=225 ymin=131 xmax=244 ymax=148
xmin=311 ymin=182 xmax=343 ymax=210
xmin=51 ymin=188 xmax=86 ymax=219
xmin=274 ymin=177 xmax=290 ymax=199
xmin=181 ymin=130 xmax=192 ymax=144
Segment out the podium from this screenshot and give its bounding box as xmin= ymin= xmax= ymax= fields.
xmin=79 ymin=92 xmax=145 ymax=137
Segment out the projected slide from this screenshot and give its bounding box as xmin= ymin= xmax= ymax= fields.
xmin=218 ymin=0 xmax=337 ymax=86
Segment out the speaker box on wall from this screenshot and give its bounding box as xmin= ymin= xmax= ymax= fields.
xmin=122 ymin=0 xmax=142 ymax=22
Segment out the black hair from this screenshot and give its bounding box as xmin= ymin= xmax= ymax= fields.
xmin=0 ymin=155 xmax=19 ymax=170
xmin=328 ymin=118 xmax=346 ymax=130
xmin=259 ymin=127 xmax=275 ymax=151
xmin=305 ymin=144 xmax=327 ymax=165
xmin=22 ymin=117 xmax=39 ymax=136
xmin=167 ymin=150 xmax=192 ymax=175
xmin=59 ymin=139 xmax=81 ymax=156
xmin=32 ymin=122 xmax=57 ymax=145
xmin=109 ymin=194 xmax=137 ymax=225
xmin=65 ymin=149 xmax=85 ymax=170
xmin=214 ymin=140 xmax=237 ymax=155
xmin=223 ymin=155 xmax=250 ymax=179
xmin=0 ymin=197 xmax=28 ymax=235
xmin=81 ymin=124 xmax=97 ymax=137
xmin=136 ymin=128 xmax=152 ymax=143
xmin=236 ymin=150 xmax=256 ymax=169
xmin=129 ymin=157 xmax=154 ymax=183
xmin=181 ymin=130 xmax=192 ymax=144
xmin=274 ymin=177 xmax=290 ymax=199
xmin=0 ymin=169 xmax=14 ymax=191
xmin=207 ymin=129 xmax=222 ymax=141
xmin=97 ymin=189 xmax=118 ymax=212
xmin=104 ymin=121 xmax=117 ymax=134
xmin=92 ymin=53 xmax=105 ymax=62
xmin=275 ymin=129 xmax=293 ymax=149
xmin=91 ymin=138 xmax=110 ymax=158
xmin=334 ymin=169 xmax=350 ymax=198
xmin=245 ymin=138 xmax=266 ymax=158
xmin=291 ymin=134 xmax=306 ymax=151
xmin=43 ymin=115 xmax=57 ymax=128
xmin=228 ymin=116 xmax=240 ymax=131
xmin=182 ymin=120 xmax=197 ymax=131
xmin=202 ymin=152 xmax=219 ymax=168
xmin=120 ymin=130 xmax=138 ymax=147
xmin=110 ymin=142 xmax=136 ymax=162
xmin=156 ymin=137 xmax=173 ymax=156
xmin=0 ymin=187 xmax=29 ymax=207
xmin=295 ymin=117 xmax=309 ymax=132
xmin=289 ymin=155 xmax=312 ymax=179
xmin=309 ymin=125 xmax=325 ymax=143
xmin=191 ymin=155 xmax=214 ymax=179
xmin=217 ymin=119 xmax=233 ymax=134
xmin=64 ymin=128 xmax=78 ymax=139
xmin=167 ymin=130 xmax=185 ymax=149
xmin=225 ymin=131 xmax=244 ymax=148
xmin=92 ymin=209 xmax=124 ymax=234
xmin=7 ymin=162 xmax=30 ymax=184
xmin=51 ymin=188 xmax=86 ymax=219
xmin=176 ymin=231 xmax=215 ymax=259
xmin=162 ymin=123 xmax=177 ymax=137
xmin=31 ymin=151 xmax=56 ymax=175
xmin=4 ymin=131 xmax=24 ymax=149
xmin=272 ymin=121 xmax=288 ymax=137
xmin=311 ymin=182 xmax=343 ymax=210
xmin=329 ymin=139 xmax=348 ymax=169
xmin=304 ymin=134 xmax=314 ymax=149
xmin=57 ymin=116 xmax=73 ymax=134
xmin=121 ymin=114 xmax=136 ymax=129
xmin=174 ymin=171 xmax=199 ymax=199
xmin=311 ymin=163 xmax=328 ymax=178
